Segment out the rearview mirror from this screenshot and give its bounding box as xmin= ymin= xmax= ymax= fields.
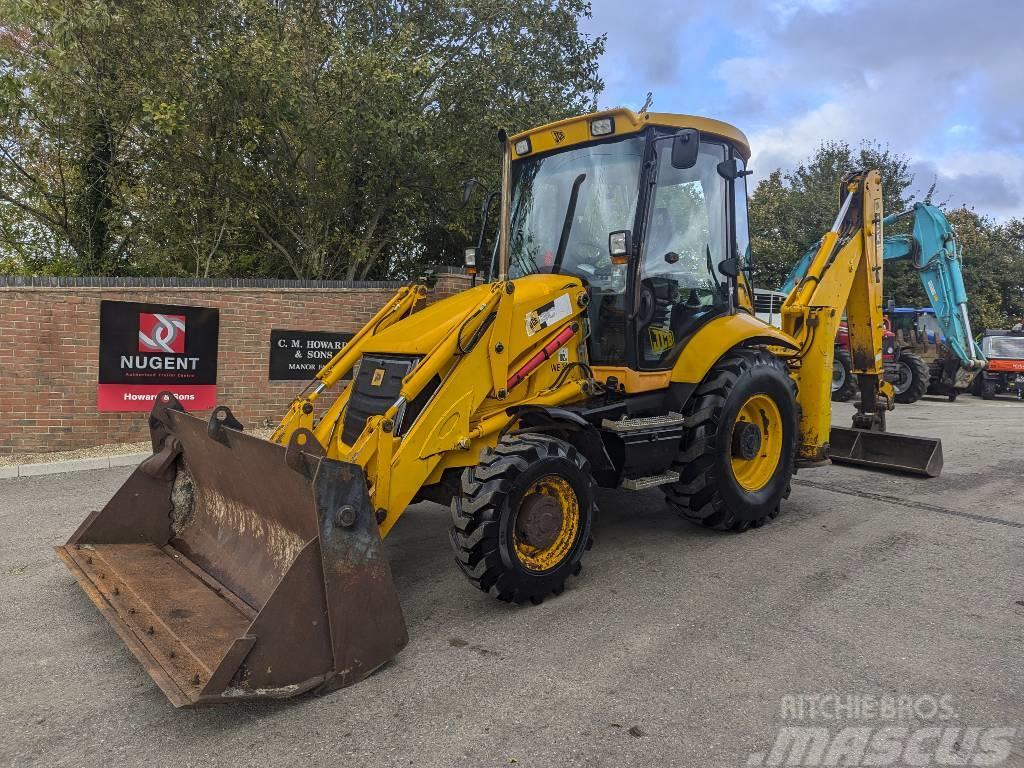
xmin=717 ymin=257 xmax=739 ymax=278
xmin=717 ymin=157 xmax=753 ymax=180
xmin=671 ymin=129 xmax=700 ymax=169
xmin=464 ymin=246 xmax=478 ymax=275
xmin=461 ymin=178 xmax=477 ymax=206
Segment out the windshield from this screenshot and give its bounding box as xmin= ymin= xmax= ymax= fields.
xmin=982 ymin=334 xmax=1024 ymax=359
xmin=506 ymin=136 xmax=644 ymax=293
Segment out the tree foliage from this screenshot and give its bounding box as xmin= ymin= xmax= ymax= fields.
xmin=0 ymin=0 xmax=604 ymax=278
xmin=748 ymin=140 xmax=1024 ymax=330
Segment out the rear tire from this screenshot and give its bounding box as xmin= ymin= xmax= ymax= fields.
xmin=832 ymin=347 xmax=858 ymax=402
xmin=893 ymin=351 xmax=929 ymax=404
xmin=982 ymin=379 xmax=997 ymax=400
xmin=450 ymin=434 xmax=594 ymax=604
xmin=664 ymin=349 xmax=798 ymax=532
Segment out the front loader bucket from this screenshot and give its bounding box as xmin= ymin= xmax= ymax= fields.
xmin=55 ymin=393 xmax=407 ymax=707
xmin=829 ymin=427 xmax=943 ymax=477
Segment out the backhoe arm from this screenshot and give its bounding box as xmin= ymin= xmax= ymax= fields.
xmin=781 ymin=171 xmax=892 ymax=462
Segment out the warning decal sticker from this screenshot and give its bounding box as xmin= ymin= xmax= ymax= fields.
xmin=525 ymin=293 xmax=573 ymax=337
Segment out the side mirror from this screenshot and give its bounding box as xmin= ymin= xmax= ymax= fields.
xmin=887 ymin=298 xmax=896 ymax=314
xmin=608 ymin=230 xmax=632 ymax=265
xmin=717 ymin=257 xmax=740 ymax=278
xmin=461 ymin=178 xmax=477 ymax=206
xmin=670 ymin=129 xmax=700 ymax=169
xmin=464 ymin=246 xmax=478 ymax=275
xmin=717 ymin=157 xmax=753 ymax=180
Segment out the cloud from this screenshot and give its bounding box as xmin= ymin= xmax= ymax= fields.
xmin=585 ymin=0 xmax=1024 ymax=218
xmin=909 ymin=154 xmax=1024 ymax=218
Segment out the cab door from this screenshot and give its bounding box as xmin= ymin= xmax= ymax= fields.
xmin=633 ymin=137 xmax=733 ymax=369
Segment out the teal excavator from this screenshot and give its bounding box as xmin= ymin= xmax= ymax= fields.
xmin=782 ymin=202 xmax=986 ymax=399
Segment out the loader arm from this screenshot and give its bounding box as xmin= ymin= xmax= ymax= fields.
xmin=318 ymin=279 xmax=590 ymax=537
xmin=272 ymin=284 xmax=428 ymax=446
xmin=781 ymin=171 xmax=893 ymax=462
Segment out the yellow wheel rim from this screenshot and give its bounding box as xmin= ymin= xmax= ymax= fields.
xmin=730 ymin=393 xmax=783 ymax=492
xmin=512 ymin=475 xmax=580 ymax=572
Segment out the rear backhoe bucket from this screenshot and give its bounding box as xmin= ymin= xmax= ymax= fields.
xmin=55 ymin=393 xmax=407 ymax=707
xmin=829 ymin=427 xmax=943 ymax=477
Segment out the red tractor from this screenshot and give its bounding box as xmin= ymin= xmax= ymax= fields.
xmin=832 ymin=319 xmax=930 ymax=404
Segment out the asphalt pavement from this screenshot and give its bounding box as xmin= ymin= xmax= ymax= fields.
xmin=1 ymin=396 xmax=1021 ymax=767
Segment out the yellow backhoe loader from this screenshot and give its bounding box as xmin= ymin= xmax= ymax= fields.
xmin=57 ymin=108 xmax=942 ymax=707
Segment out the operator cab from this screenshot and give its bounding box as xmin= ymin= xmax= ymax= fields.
xmin=495 ymin=108 xmax=754 ymax=380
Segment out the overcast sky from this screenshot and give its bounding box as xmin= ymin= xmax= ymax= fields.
xmin=581 ymin=0 xmax=1024 ymax=219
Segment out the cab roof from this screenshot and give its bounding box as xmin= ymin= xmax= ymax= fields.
xmin=510 ymin=107 xmax=751 ymax=161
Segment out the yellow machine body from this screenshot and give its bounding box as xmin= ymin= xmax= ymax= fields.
xmin=57 ymin=108 xmax=941 ymax=708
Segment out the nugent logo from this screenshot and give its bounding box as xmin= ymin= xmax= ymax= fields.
xmin=139 ymin=313 xmax=186 ymax=353
xmin=98 ymin=300 xmax=219 ymax=411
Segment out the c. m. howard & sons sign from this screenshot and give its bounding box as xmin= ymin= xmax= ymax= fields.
xmin=269 ymin=329 xmax=354 ymax=381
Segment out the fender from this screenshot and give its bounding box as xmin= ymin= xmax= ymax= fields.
xmin=508 ymin=405 xmax=616 ymax=481
xmin=670 ymin=313 xmax=799 ymax=384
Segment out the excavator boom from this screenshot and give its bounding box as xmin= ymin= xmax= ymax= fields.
xmin=781 ymin=171 xmax=943 ymax=475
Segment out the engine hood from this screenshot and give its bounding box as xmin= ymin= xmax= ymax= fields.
xmin=361 ymin=274 xmax=584 ymax=357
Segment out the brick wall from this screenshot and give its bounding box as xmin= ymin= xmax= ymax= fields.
xmin=0 ymin=271 xmax=472 ymax=454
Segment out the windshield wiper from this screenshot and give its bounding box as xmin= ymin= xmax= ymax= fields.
xmin=553 ymin=173 xmax=587 ymax=273
xmin=706 ymin=244 xmax=723 ymax=293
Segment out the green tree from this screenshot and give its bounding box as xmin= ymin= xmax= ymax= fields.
xmin=748 ymin=140 xmax=914 ymax=290
xmin=0 ymin=0 xmax=604 ymax=278
xmin=945 ymin=208 xmax=1024 ymax=331
xmin=747 ymin=140 xmax=1024 ymax=332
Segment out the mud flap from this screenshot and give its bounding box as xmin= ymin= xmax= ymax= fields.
xmin=829 ymin=427 xmax=943 ymax=477
xmin=56 ymin=393 xmax=408 ymax=707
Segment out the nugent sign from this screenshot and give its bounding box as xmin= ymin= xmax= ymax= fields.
xmin=97 ymin=300 xmax=219 ymax=411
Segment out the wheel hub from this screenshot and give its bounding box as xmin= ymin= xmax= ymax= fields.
xmin=515 ymin=494 xmax=563 ymax=550
xmin=729 ymin=393 xmax=783 ymax=493
xmin=731 ymin=421 xmax=762 ymax=460
xmin=893 ymin=362 xmax=912 ymax=394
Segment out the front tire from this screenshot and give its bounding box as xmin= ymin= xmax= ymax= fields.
xmin=665 ymin=349 xmax=798 ymax=532
xmin=450 ymin=434 xmax=594 ymax=604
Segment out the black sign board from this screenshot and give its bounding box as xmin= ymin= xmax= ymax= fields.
xmin=269 ymin=329 xmax=354 ymax=381
xmin=98 ymin=300 xmax=219 ymax=411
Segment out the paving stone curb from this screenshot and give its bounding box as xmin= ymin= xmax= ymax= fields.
xmin=0 ymin=453 xmax=149 ymax=479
